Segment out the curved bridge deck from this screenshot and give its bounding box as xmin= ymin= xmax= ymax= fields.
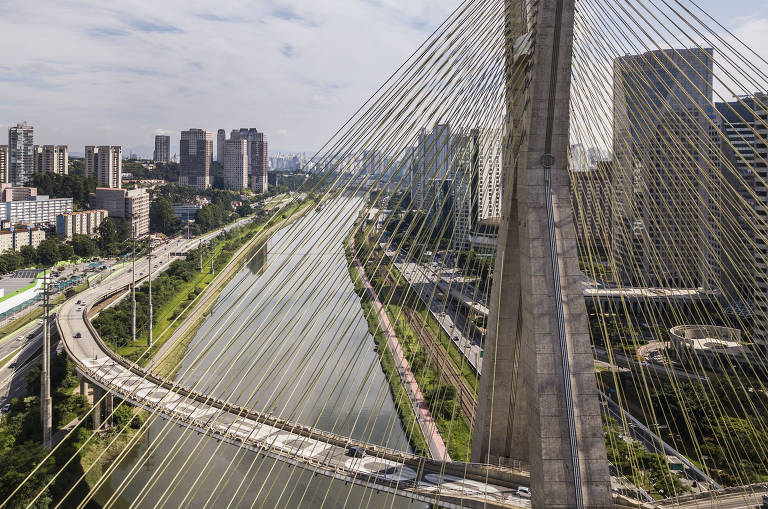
xmin=56 ymin=238 xmax=530 ymax=509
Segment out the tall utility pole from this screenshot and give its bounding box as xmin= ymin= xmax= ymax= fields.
xmin=41 ymin=271 xmax=52 ymax=448
xmin=147 ymin=241 xmax=153 ymax=348
xmin=131 ymin=220 xmax=136 ymax=343
xmin=210 ymin=241 xmax=214 ymax=275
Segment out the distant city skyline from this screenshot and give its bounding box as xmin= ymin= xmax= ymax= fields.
xmin=0 ymin=1 xmax=764 ymax=158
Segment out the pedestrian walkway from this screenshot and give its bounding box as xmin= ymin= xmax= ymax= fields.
xmin=354 ymin=255 xmax=450 ymax=461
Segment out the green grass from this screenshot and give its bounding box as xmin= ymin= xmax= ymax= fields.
xmin=386 ymin=303 xmax=472 ymax=461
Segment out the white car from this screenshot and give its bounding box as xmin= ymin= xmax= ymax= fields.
xmin=516 ymin=487 xmax=531 ymax=498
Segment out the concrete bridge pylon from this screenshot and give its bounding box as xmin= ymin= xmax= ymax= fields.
xmin=471 ymin=1 xmax=613 ymax=507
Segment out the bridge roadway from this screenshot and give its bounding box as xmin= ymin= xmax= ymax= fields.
xmin=56 ymin=228 xmax=529 ymax=508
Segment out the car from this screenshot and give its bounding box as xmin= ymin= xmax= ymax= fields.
xmin=16 ymin=336 xmax=23 ymax=341
xmin=74 ymin=332 xmax=82 ymax=338
xmin=346 ymin=446 xmax=365 ymax=458
xmin=76 ymin=300 xmax=81 ymax=304
xmin=8 ymin=362 xmax=16 ymax=369
xmin=37 ymin=319 xmax=43 ymax=325
xmin=1 ymin=404 xmax=10 ymax=413
xmin=516 ymin=487 xmax=531 ymax=498
xmin=27 ymin=333 xmax=34 ymax=339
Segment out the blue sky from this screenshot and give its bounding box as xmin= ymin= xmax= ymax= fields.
xmin=0 ymin=0 xmax=765 ymax=157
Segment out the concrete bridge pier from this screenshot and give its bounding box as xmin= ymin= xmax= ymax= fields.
xmin=79 ymin=376 xmax=87 ymax=399
xmin=104 ymin=392 xmax=113 ymax=428
xmin=92 ymin=385 xmax=104 ymax=430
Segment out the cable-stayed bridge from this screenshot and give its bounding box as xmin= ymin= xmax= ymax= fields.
xmin=6 ymin=0 xmax=768 ymax=507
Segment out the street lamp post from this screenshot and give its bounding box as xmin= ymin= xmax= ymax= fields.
xmin=131 ymin=218 xmax=136 ymax=343
xmin=40 ymin=270 xmax=51 ymax=448
xmin=148 ymin=240 xmax=153 ymax=348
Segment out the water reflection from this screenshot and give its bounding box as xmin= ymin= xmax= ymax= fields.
xmin=95 ymin=197 xmax=414 ymax=508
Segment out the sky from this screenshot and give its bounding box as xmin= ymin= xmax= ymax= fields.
xmin=0 ymin=0 xmax=766 ymax=158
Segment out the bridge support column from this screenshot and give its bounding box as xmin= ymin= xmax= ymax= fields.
xmin=104 ymin=393 xmax=113 ymax=428
xmin=92 ymin=385 xmax=103 ymax=430
xmin=472 ymin=1 xmax=612 ymax=507
xmin=79 ymin=377 xmax=87 ymax=399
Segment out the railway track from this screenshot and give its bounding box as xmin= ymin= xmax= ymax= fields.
xmin=374 ymin=263 xmax=477 ymax=427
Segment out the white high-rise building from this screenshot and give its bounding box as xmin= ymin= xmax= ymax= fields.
xmin=452 ymin=129 xmax=503 ymax=250
xmin=180 ymin=129 xmax=212 ymax=190
xmin=0 ymin=146 xmax=7 ymax=183
xmin=8 ymin=122 xmax=34 ymax=186
xmin=33 ymin=145 xmax=68 ymax=176
xmin=154 ymin=135 xmax=170 ymax=164
xmin=85 ymin=146 xmax=122 ymax=188
xmin=223 ymin=138 xmax=248 ymax=190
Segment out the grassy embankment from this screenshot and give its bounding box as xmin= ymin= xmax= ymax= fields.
xmin=346 ymin=258 xmax=430 ymax=457
xmin=345 ymin=235 xmax=474 ymax=460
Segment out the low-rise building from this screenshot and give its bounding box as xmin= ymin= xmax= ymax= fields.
xmin=0 ymin=184 xmax=37 ymax=202
xmin=90 ymin=188 xmax=149 ymax=236
xmin=0 ymin=194 xmax=72 ymax=226
xmin=56 ymin=209 xmax=108 ymax=238
xmin=173 ymin=203 xmax=203 ymax=222
xmin=0 ymin=226 xmax=45 ymax=252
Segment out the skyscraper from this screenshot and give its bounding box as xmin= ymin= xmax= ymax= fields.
xmin=33 ymin=145 xmax=68 ymax=176
xmin=224 ymin=128 xmax=268 ymax=194
xmin=154 ymin=135 xmax=170 ymax=164
xmin=612 ymin=48 xmax=718 ymax=288
xmin=249 ymin=131 xmax=268 ymax=194
xmin=85 ymin=146 xmax=122 ymax=188
xmin=179 ymin=129 xmax=213 ymax=190
xmin=452 ymin=129 xmax=503 ymax=250
xmin=410 ymin=124 xmax=451 ymax=210
xmin=223 ymin=138 xmax=248 ymax=190
xmin=8 ymin=122 xmax=34 ymax=185
xmin=217 ymin=129 xmax=226 ymax=164
xmin=0 ymin=146 xmax=8 ymax=183
xmin=716 ymin=94 xmax=768 ymax=337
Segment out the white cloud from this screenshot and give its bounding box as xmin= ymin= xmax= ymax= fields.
xmin=0 ymin=0 xmax=455 ymax=156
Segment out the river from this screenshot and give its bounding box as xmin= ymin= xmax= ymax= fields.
xmin=94 ymin=196 xmax=414 ymax=508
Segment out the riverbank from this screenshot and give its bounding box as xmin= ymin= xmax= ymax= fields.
xmin=347 ymin=228 xmax=473 ymax=461
xmin=345 ymin=244 xmax=430 ymax=457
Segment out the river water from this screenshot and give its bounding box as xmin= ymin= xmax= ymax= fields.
xmin=94 ymin=197 xmax=414 ymax=508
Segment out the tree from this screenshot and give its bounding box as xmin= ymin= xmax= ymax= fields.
xmin=97 ymin=218 xmax=118 ymax=253
xmin=58 ymin=243 xmax=75 ymax=261
xmin=117 ymin=219 xmax=132 ymax=242
xmin=236 ymin=203 xmax=251 ymax=217
xmin=150 ymin=197 xmax=182 ymax=235
xmin=0 ymin=250 xmax=22 ymax=274
xmin=71 ymin=234 xmax=97 ymax=258
xmin=36 ymin=240 xmax=60 ymax=266
xmin=18 ymin=245 xmax=36 ymax=266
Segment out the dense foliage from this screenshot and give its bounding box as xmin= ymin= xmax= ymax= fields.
xmin=31 ymin=173 xmax=96 ymax=209
xmin=0 ymin=354 xmax=91 ymax=507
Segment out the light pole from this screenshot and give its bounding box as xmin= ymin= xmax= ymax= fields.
xmin=210 ymin=241 xmax=214 ymax=275
xmin=131 ymin=218 xmax=136 ymax=343
xmin=148 ymin=240 xmax=153 ymax=348
xmin=40 ymin=270 xmax=51 ymax=448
